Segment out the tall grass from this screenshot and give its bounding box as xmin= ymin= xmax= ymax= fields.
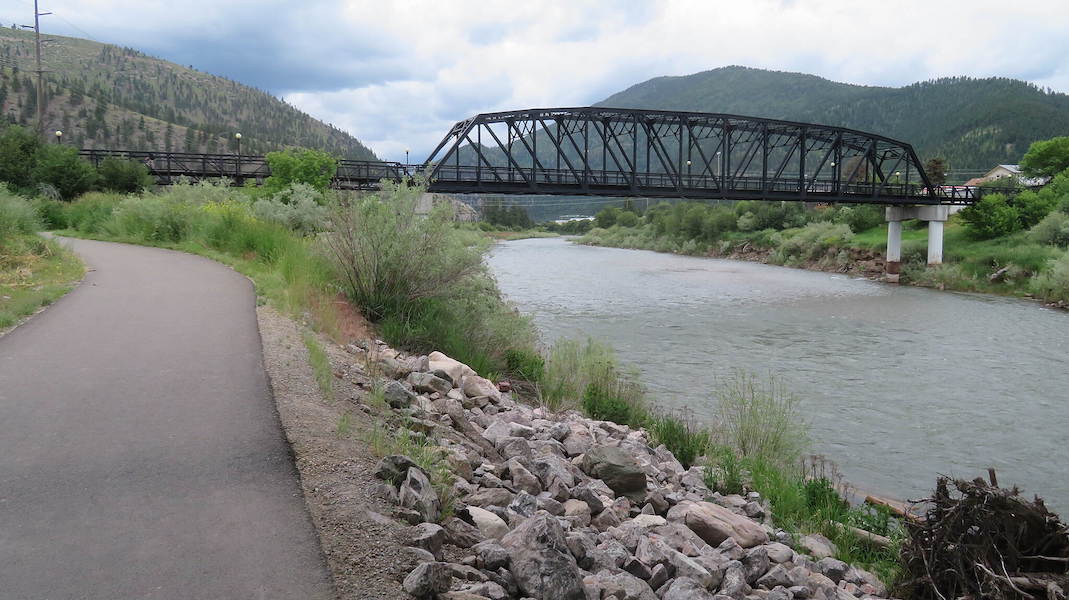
xmin=0 ymin=184 xmax=42 ymax=236
xmin=364 ymin=426 xmax=456 ymax=521
xmin=302 ymin=330 xmax=334 ymax=402
xmin=715 ymin=371 xmax=808 ymax=469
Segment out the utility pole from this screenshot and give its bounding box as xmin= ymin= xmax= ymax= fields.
xmin=27 ymin=1 xmax=52 ymax=140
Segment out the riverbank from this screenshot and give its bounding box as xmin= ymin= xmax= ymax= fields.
xmin=578 ymin=220 xmax=1069 ymax=309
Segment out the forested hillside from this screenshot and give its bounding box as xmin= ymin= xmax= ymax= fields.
xmin=598 ymin=66 xmax=1069 ymax=171
xmin=0 ymin=27 xmax=377 ymax=159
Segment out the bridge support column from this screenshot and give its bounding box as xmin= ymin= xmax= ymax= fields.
xmin=885 ymin=218 xmax=903 ymax=283
xmin=885 ymin=205 xmax=950 ymax=282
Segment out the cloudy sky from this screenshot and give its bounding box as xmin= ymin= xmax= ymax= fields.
xmin=13 ymin=0 xmax=1069 ymax=161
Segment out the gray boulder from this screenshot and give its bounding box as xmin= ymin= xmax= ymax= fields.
xmin=407 ymin=371 xmax=453 ymax=395
xmin=383 ymin=380 xmax=417 ymax=409
xmin=587 ymin=569 xmax=658 ymax=600
xmin=799 ymin=534 xmax=838 ymax=560
xmin=373 ymin=454 xmax=418 ymax=485
xmin=409 ymin=523 xmax=446 ymax=560
xmin=472 ymin=540 xmax=509 ymax=570
xmin=815 ymin=557 xmax=849 ymax=583
xmin=402 ymin=561 xmax=452 ymax=597
xmin=660 ymin=577 xmax=718 ymax=600
xmin=581 ymin=445 xmax=648 ymax=502
xmin=399 ymin=466 xmax=440 ymax=523
xmin=500 ymin=512 xmax=585 ymax=599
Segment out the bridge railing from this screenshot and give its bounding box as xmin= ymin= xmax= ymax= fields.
xmin=424 ymin=164 xmax=1020 ymax=205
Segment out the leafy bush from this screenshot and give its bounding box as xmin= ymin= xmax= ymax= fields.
xmin=832 ymin=205 xmax=884 ymax=233
xmin=97 ymin=157 xmax=154 ymax=193
xmin=251 ymin=183 xmax=328 ymax=235
xmin=1030 ymin=211 xmax=1069 ymax=247
xmin=616 ymin=210 xmax=640 ymax=227
xmin=595 ymin=206 xmax=621 ymax=228
xmin=959 ymin=194 xmax=1020 ymax=239
xmin=31 ymin=145 xmax=98 ymax=200
xmin=774 ymin=222 xmax=853 ymax=262
xmin=0 ymin=125 xmax=41 ymax=189
xmin=264 ymin=148 xmax=338 ymax=194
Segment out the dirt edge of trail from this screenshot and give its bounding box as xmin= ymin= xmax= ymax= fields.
xmin=257 ymin=305 xmax=413 ymax=600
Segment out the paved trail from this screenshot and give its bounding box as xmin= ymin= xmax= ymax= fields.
xmin=0 ymin=238 xmax=334 ymax=599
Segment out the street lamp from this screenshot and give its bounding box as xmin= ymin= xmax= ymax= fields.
xmin=234 ymin=132 xmax=242 ymax=155
xmin=405 ymin=147 xmax=410 ymax=164
xmin=54 ymin=130 xmax=62 ymax=144
xmin=234 ymin=132 xmax=242 ymax=179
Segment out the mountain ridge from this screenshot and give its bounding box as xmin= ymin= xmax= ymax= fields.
xmin=595 ymin=65 xmax=1069 ymax=170
xmin=0 ymin=27 xmax=377 ymax=160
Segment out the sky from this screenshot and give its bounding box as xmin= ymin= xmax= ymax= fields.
xmin=9 ymin=0 xmax=1069 ymax=161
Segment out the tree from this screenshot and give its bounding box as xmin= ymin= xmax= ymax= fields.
xmin=98 ymin=157 xmax=154 ymax=193
xmin=958 ymin=194 xmax=1020 ymax=240
xmin=31 ymin=145 xmax=98 ymax=200
xmin=264 ymin=148 xmax=338 ymax=195
xmin=595 ymin=206 xmax=621 ymax=228
xmin=1020 ymin=137 xmax=1069 ymax=178
xmin=924 ymin=158 xmax=948 ymax=186
xmin=0 ymin=124 xmax=41 ymax=188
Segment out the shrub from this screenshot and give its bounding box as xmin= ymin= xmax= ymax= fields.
xmin=1030 ymin=253 xmax=1069 ymax=304
xmin=63 ymin=192 xmax=123 ymax=233
xmin=1030 ymin=211 xmax=1069 ymax=247
xmin=704 ymin=446 xmax=745 ymax=495
xmin=616 ymin=210 xmax=639 ymax=227
xmin=251 ymin=183 xmax=328 ymax=235
xmin=833 ymin=205 xmax=884 ymax=233
xmin=0 ymin=185 xmax=41 ymax=237
xmin=595 ymin=206 xmax=621 ymax=228
xmin=323 ymin=180 xmax=485 ymax=320
xmin=105 ymin=196 xmax=198 ymax=243
xmin=30 ymin=145 xmax=98 ymax=200
xmin=959 ymin=194 xmax=1020 ymax=239
xmin=97 ymin=157 xmax=154 ymax=193
xmin=540 ymin=338 xmax=617 ymax=411
xmin=32 ymin=197 xmax=68 ymax=229
xmin=264 ymin=148 xmax=337 ymax=194
xmin=775 ymin=221 xmax=853 ymax=262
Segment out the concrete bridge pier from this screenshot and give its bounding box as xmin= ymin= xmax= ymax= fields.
xmin=885 ymin=205 xmax=950 ymax=283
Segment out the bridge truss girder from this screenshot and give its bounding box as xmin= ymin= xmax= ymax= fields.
xmin=422 ymin=107 xmax=943 ymax=205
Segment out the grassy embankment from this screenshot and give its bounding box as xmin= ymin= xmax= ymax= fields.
xmin=0 ymin=188 xmax=84 ymax=330
xmin=579 ymin=197 xmax=1069 ymax=305
xmin=43 ymin=179 xmax=904 ymax=583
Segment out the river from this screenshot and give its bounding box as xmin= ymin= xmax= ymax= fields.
xmin=486 ymin=237 xmax=1069 ymax=512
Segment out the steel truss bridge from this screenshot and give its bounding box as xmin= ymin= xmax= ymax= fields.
xmin=82 ymin=107 xmax=1018 ymax=205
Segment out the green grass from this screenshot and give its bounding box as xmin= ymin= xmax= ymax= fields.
xmin=850 ymin=222 xmax=929 ymax=250
xmin=302 ymin=330 xmax=334 ymax=402
xmin=336 ymin=412 xmax=352 ymax=436
xmin=364 ymin=426 xmax=456 ymax=521
xmin=0 ymin=235 xmax=85 ymax=330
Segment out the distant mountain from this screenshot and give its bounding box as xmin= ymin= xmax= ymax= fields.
xmin=0 ymin=27 xmax=377 ymax=159
xmin=597 ymin=66 xmax=1069 ymax=171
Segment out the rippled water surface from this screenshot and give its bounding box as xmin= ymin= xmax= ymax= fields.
xmin=487 ymin=237 xmax=1069 ymax=511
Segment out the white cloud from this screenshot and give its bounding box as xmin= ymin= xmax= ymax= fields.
xmin=30 ymin=0 xmax=1069 ymax=160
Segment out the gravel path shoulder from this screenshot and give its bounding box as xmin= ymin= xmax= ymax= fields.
xmin=257 ymin=305 xmax=412 ymax=599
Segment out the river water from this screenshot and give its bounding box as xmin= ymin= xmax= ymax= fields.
xmin=486 ymin=237 xmax=1069 ymax=512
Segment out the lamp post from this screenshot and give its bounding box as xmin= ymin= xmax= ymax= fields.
xmin=54 ymin=130 xmax=62 ymax=144
xmin=234 ymin=132 xmax=242 ymax=179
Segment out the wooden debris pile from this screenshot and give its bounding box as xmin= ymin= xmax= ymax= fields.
xmin=902 ymin=474 xmax=1069 ymax=600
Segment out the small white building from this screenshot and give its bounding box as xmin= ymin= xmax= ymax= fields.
xmin=982 ymin=164 xmax=1049 ymax=187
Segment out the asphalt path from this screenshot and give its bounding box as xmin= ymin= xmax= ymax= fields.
xmin=0 ymin=237 xmax=334 ymax=599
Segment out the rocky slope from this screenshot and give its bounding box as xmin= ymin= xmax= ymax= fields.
xmin=343 ymin=341 xmax=895 ymax=600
